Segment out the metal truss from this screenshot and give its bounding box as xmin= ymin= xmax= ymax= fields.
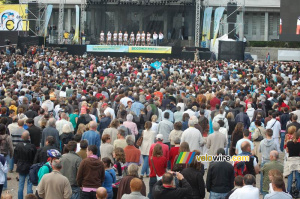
xmin=194 ymin=0 xmax=201 ymax=47
xmin=58 ymin=0 xmax=65 ymax=44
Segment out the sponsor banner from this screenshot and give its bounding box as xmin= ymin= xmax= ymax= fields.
xmin=86 ymin=45 xmax=129 ymax=52
xmin=128 ymin=46 xmax=172 ymax=54
xmin=0 ymin=4 xmax=28 ymax=31
xmin=212 ymin=7 xmax=225 ymax=46
xmin=43 ymin=5 xmax=53 ymax=37
xmin=201 ymin=7 xmax=213 ymax=47
xmin=73 ymin=5 xmax=79 ymax=43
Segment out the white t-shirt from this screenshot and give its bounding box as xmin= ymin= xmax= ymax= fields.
xmin=113 ymin=33 xmax=117 ymax=40
xmin=141 ymin=33 xmax=145 ymax=41
xmin=124 ymin=33 xmax=128 ymax=41
xmin=107 ymin=33 xmax=111 ymax=40
xmin=130 ymin=34 xmax=135 ymax=40
xmin=136 ymin=33 xmax=140 ymax=40
xmin=159 ymin=33 xmax=163 ymax=39
xmin=100 ymin=33 xmax=104 ymax=41
xmin=147 ymin=33 xmax=151 ymax=40
xmin=153 ymin=33 xmax=158 ymax=40
xmin=118 ymin=33 xmax=123 ymax=40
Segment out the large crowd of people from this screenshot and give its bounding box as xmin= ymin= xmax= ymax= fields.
xmin=0 ymin=45 xmax=299 ymax=199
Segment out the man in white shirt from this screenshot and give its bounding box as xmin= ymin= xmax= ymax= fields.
xmin=229 ymin=174 xmax=259 ymax=199
xmin=41 ymin=95 xmax=54 ymax=112
xmin=265 ymin=113 xmax=281 ymax=152
xmin=100 ymin=30 xmax=105 ymax=45
xmin=130 ymin=32 xmax=135 ymax=45
xmin=235 ymin=129 xmax=254 ymax=155
xmin=181 ymin=117 xmax=204 ymax=151
xmin=113 ymin=31 xmax=118 ymax=45
xmin=136 ymin=31 xmax=141 ymax=46
xmin=55 ymin=113 xmax=74 ymax=135
xmin=158 ymin=31 xmax=164 ymax=44
xmin=118 ymin=31 xmax=123 ymax=45
xmin=107 ymin=31 xmax=112 ymax=45
xmin=102 ymin=103 xmax=115 ymax=120
xmin=153 ymin=32 xmax=158 ymax=46
xmin=146 ymin=32 xmax=151 ymax=46
xmin=123 ymin=31 xmax=128 ymax=45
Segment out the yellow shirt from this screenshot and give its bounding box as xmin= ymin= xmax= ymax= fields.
xmin=64 ymin=32 xmax=69 ymax=39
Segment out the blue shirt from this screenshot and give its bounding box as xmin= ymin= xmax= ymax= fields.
xmin=162 ymin=110 xmax=174 ymax=123
xmin=102 ymin=168 xmax=116 ymax=192
xmin=82 ymin=130 xmax=101 ymax=156
xmin=131 ymin=101 xmax=145 ymax=117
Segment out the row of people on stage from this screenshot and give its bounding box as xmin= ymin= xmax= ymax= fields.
xmin=100 ymin=31 xmax=164 ymax=45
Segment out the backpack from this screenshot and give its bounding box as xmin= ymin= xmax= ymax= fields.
xmin=0 ymin=134 xmax=8 ymax=156
xmin=233 ymin=155 xmax=255 ymax=177
xmin=29 ymin=163 xmax=52 ymax=186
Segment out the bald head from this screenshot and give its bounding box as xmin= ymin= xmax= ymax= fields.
xmin=96 ymin=187 xmax=107 ymax=199
xmin=60 ymin=112 xmax=67 ymax=120
xmin=21 ymin=131 xmax=30 ymax=141
xmin=89 ymin=121 xmax=97 ymax=130
xmin=241 ymin=141 xmax=250 ymax=152
xmin=270 ymin=150 xmax=279 ymax=160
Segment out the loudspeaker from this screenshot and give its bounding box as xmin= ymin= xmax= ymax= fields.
xmin=27 ymin=3 xmax=39 ymax=36
xmin=218 ymin=41 xmax=244 ymax=61
xmin=227 ymin=2 xmax=237 ymax=39
xmin=228 ymin=24 xmax=235 ymax=39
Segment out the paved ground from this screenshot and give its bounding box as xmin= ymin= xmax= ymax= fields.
xmin=5 ymin=153 xmax=287 ymax=198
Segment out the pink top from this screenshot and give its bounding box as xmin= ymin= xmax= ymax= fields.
xmin=123 ymin=121 xmax=138 ymax=136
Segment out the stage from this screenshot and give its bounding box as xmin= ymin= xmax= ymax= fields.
xmin=46 ymin=44 xmax=213 ymax=60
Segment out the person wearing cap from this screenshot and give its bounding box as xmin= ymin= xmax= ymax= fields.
xmin=102 ymin=103 xmax=116 ymax=120
xmin=149 ymin=134 xmax=169 ymax=161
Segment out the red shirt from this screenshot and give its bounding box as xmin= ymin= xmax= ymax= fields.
xmin=153 ymin=91 xmax=163 ymax=103
xmin=169 ymin=146 xmax=179 ymax=170
xmin=149 ymin=142 xmax=169 ymax=161
xmin=279 ymin=103 xmax=289 ymax=111
xmin=210 ymin=97 xmax=221 ymax=110
xmin=149 ymin=156 xmax=167 ymax=177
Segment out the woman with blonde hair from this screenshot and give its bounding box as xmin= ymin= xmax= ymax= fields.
xmin=103 ymin=119 xmax=120 ymax=144
xmin=252 ymin=120 xmax=265 ymax=164
xmin=80 ymin=101 xmax=88 ymax=115
xmin=76 ymin=123 xmax=86 ymax=135
xmin=284 ymin=126 xmax=296 ymax=149
xmin=151 ymin=115 xmax=158 ymax=134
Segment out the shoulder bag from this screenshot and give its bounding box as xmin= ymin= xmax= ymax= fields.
xmin=150 ymin=157 xmax=162 ymax=181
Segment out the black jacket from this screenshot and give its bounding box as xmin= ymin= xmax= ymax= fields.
xmin=153 ymin=178 xmax=192 ymax=199
xmin=27 ymin=125 xmax=42 ymax=148
xmin=33 ymin=145 xmax=59 ymax=164
xmin=206 ymin=161 xmax=234 ymax=193
xmin=14 ymin=140 xmax=37 ymax=174
xmin=279 ymin=113 xmax=290 ymax=131
xmin=181 ymin=167 xmax=205 ymax=199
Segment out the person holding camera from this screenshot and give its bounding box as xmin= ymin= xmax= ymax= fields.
xmin=152 ymin=171 xmax=192 ymax=199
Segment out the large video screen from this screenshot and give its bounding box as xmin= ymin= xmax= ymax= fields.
xmin=280 ymin=0 xmax=300 ymax=41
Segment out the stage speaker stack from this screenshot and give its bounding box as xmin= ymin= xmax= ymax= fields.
xmin=27 ymin=3 xmax=39 ymax=36
xmin=227 ymin=2 xmax=237 ymax=39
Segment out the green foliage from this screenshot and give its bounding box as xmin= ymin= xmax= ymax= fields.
xmin=249 ymin=41 xmax=300 ymax=48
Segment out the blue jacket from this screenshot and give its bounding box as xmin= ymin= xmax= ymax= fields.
xmin=81 ymin=130 xmax=101 ymax=156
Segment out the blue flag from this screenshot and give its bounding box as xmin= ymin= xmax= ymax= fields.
xmin=150 ymin=61 xmax=162 ymax=70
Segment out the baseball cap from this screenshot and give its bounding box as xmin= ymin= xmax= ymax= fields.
xmin=102 ymin=103 xmax=108 ymax=108
xmin=156 ymin=134 xmax=163 ymax=140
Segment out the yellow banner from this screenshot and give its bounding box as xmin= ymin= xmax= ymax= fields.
xmin=0 ymin=4 xmax=28 ymax=31
xmin=128 ymin=46 xmax=172 ymax=54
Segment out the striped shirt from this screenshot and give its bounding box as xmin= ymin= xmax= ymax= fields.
xmin=11 ymin=127 xmax=28 ymax=148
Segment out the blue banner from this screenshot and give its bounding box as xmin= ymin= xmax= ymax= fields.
xmin=212 ymin=7 xmax=225 ymax=46
xmin=150 ymin=61 xmax=162 ymax=70
xmin=43 ymin=5 xmax=53 ymax=37
xmin=202 ymin=7 xmax=213 ymax=47
xmin=86 ymin=45 xmax=129 ymax=52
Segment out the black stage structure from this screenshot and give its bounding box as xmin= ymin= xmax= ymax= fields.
xmin=84 ymin=4 xmax=196 ymax=45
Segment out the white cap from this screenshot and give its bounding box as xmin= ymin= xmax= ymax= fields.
xmin=156 ymin=134 xmax=163 ymax=140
